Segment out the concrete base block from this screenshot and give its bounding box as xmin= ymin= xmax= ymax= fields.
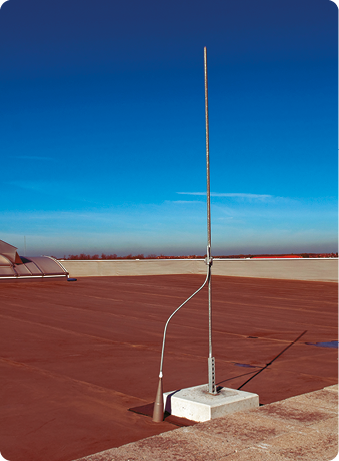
xmin=164 ymin=384 xmax=259 ymax=422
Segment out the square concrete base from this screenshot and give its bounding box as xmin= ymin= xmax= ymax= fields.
xmin=164 ymin=384 xmax=259 ymax=422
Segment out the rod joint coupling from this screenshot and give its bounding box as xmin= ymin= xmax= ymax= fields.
xmin=205 ymin=246 xmax=213 ymax=266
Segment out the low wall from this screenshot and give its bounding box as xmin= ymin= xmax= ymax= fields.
xmin=60 ymin=258 xmax=338 ymax=282
xmin=60 ymin=259 xmax=204 ymax=277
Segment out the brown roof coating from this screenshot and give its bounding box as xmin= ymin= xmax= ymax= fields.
xmin=0 ymin=275 xmax=337 ymax=461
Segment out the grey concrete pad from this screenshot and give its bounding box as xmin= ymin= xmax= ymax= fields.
xmin=163 ymin=384 xmax=259 ymax=422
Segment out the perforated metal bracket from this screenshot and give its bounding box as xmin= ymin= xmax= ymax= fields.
xmin=208 ymin=356 xmax=217 ymax=394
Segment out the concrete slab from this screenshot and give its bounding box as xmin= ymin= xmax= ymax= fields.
xmin=164 ymin=384 xmax=259 ymax=422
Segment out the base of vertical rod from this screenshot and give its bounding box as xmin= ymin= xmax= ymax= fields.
xmin=152 ymin=377 xmax=164 ymax=422
xmin=163 ymin=384 xmax=259 ymax=422
xmin=208 ymin=356 xmax=217 ymax=394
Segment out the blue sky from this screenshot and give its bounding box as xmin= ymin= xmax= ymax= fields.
xmin=0 ymin=0 xmax=337 ymax=257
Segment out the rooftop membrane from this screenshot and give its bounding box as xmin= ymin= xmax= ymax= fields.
xmin=0 ymin=274 xmax=337 ymax=461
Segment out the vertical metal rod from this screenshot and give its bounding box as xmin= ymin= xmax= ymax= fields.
xmin=204 ymin=47 xmax=211 ymax=254
xmin=204 ymin=46 xmax=216 ymax=395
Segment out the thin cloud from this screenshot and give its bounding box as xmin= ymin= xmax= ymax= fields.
xmin=165 ymin=200 xmax=205 ymax=204
xmin=177 ymin=192 xmax=273 ymax=199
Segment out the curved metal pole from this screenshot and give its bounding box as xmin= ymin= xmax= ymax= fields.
xmin=152 ymin=267 xmax=209 ymax=422
xmin=153 ymin=46 xmax=216 ymax=423
xmin=158 ymin=267 xmax=210 ymax=378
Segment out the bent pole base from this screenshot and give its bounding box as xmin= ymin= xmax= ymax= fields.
xmin=152 ymin=377 xmax=164 ymax=422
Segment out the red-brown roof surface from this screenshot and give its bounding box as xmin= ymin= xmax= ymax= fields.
xmin=0 ymin=275 xmax=337 ymax=461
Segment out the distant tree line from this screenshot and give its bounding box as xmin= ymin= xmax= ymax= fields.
xmin=62 ymin=253 xmax=205 ymax=260
xmin=61 ymin=252 xmax=338 ymax=260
